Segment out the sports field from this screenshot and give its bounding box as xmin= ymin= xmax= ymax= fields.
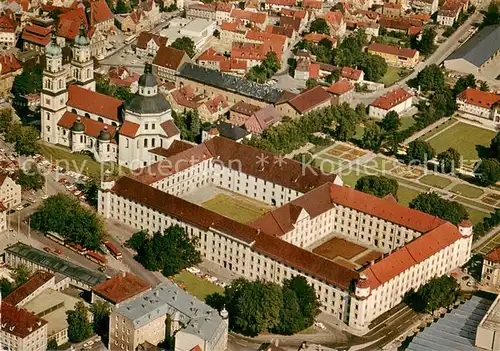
xmin=201 ymin=193 xmax=271 ymax=224
xmin=424 ymin=122 xmax=495 ymax=162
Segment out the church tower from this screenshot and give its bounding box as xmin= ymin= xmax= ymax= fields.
xmin=41 ymin=30 xmax=67 ymax=144
xmin=71 ymin=22 xmax=95 ymax=91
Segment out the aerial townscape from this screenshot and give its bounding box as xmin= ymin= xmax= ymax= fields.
xmin=1 ymin=0 xmax=500 ymax=349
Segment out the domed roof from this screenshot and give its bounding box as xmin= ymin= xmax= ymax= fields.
xmin=139 ymin=63 xmax=157 ymax=88
xmin=74 ymin=22 xmax=90 ymax=47
xmin=71 ymin=117 xmax=85 ymax=132
xmin=46 ymin=30 xmax=62 ymax=57
xmin=459 ymin=219 xmax=473 ymax=228
xmin=124 ymin=94 xmax=171 ymax=115
xmin=98 ymin=126 xmax=112 ymax=141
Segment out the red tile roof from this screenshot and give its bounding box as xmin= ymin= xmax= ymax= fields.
xmin=231 ymin=42 xmax=282 ymax=61
xmin=329 ymin=184 xmax=444 ymax=232
xmin=370 ymin=88 xmax=412 ymax=110
xmin=136 ymin=31 xmax=167 ymax=50
xmin=161 ymin=120 xmax=180 ymax=137
xmin=0 ymin=13 xmax=16 ymax=33
xmin=309 ymin=63 xmax=320 ymax=78
xmin=367 ymin=42 xmax=418 ymax=59
xmin=58 ymin=112 xmax=117 ymax=141
xmin=92 ymin=272 xmax=151 ymax=304
xmin=341 ymin=66 xmax=362 ymax=80
xmin=1 ymin=302 xmax=48 ymax=339
xmin=22 ymin=25 xmax=52 ymax=46
xmin=303 ymin=0 xmax=323 ymax=9
xmin=457 ymin=88 xmax=500 ymax=109
xmin=119 ymin=120 xmax=140 ymax=138
xmin=67 ymin=85 xmax=123 ymax=122
xmin=149 ymin=140 xmax=194 ymax=158
xmin=280 ymin=16 xmax=301 ymax=31
xmin=378 ymin=16 xmax=422 ymax=31
xmin=57 ymin=8 xmax=88 ymax=40
xmin=303 ymin=33 xmax=337 ymax=46
xmin=281 ymin=8 xmax=306 ymax=18
xmin=0 ymin=54 xmax=21 ymax=75
xmin=266 ymin=0 xmax=296 ymax=5
xmin=3 ymin=271 xmax=54 ymax=306
xmin=327 ymin=79 xmax=354 ymax=95
xmin=324 ymin=10 xmax=343 ymax=26
xmin=230 ymin=101 xmax=261 ymax=116
xmin=265 ymin=24 xmax=295 ymax=38
xmin=287 ymin=85 xmax=331 ymax=113
xmin=153 ymin=46 xmax=188 ymax=70
xmin=230 ymin=9 xmax=267 ymax=23
xmin=90 ymin=0 xmax=114 ymax=24
xmin=486 ymin=247 xmax=500 ymax=263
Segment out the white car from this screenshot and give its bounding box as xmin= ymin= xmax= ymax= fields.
xmin=41 ymin=195 xmax=49 ymax=200
xmin=15 ymin=205 xmax=23 ymax=211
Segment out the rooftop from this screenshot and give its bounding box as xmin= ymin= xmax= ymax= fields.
xmin=446 ymin=25 xmax=500 ymax=67
xmin=92 ymin=272 xmax=152 ymax=304
xmin=286 ymin=85 xmax=331 ymax=113
xmin=367 ymin=42 xmax=418 ymax=59
xmin=4 ymin=271 xmax=54 ymax=306
xmin=478 ymin=294 xmax=500 ymax=332
xmin=67 ymin=85 xmax=123 ymax=122
xmin=457 ymin=88 xmax=500 ymax=109
xmin=178 ymin=63 xmax=288 ymax=104
xmin=370 ymin=87 xmax=413 ymax=110
xmin=115 ymin=281 xmax=225 ymax=344
xmin=1 ymin=302 xmax=48 ymax=339
xmin=5 ymin=243 xmax=107 ymax=287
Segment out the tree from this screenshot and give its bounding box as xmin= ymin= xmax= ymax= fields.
xmin=325 ymin=69 xmax=340 ymax=83
xmin=293 ymin=152 xmax=313 ymax=164
xmin=361 ymin=54 xmax=388 ymax=82
xmin=12 ymin=65 xmax=43 ymax=96
xmin=490 ymin=132 xmax=500 ymax=160
xmin=47 ymin=338 xmax=58 ymax=350
xmin=333 ymin=115 xmax=356 ymax=141
xmin=90 ymin=300 xmax=111 ymax=336
xmin=170 ymin=37 xmax=195 ymax=58
xmin=483 ymin=1 xmax=500 ymax=26
xmin=437 ymin=148 xmax=461 ymax=173
xmin=309 ymin=18 xmax=329 ymax=34
xmin=11 ymin=264 xmax=31 ymax=286
xmin=409 ymin=192 xmax=468 ymax=225
xmin=115 ymin=0 xmax=129 ymax=12
xmin=205 ymin=292 xmax=226 ymax=311
xmin=271 ymin=287 xmax=304 ymax=335
xmin=411 ymin=64 xmax=444 ymax=91
xmin=360 ymin=122 xmax=384 ymax=151
xmin=126 ymin=225 xmax=202 ymax=277
xmin=416 ymin=27 xmax=436 ymax=55
xmin=406 ymin=140 xmax=435 ymax=163
xmin=283 ymin=276 xmax=320 ymax=327
xmin=480 ymin=81 xmax=490 ymax=91
xmin=453 ymin=74 xmax=476 ymax=95
xmin=17 ymin=165 xmax=45 ymax=191
xmin=30 ymin=194 xmax=106 ymax=249
xmin=355 ymin=175 xmax=398 ymax=198
xmin=262 ymin=51 xmax=281 ymax=73
xmin=0 ymin=278 xmax=13 ymax=297
xmin=75 ymin=179 xmax=99 ymax=208
xmin=379 ymin=111 xmax=401 ymax=132
xmin=409 ymin=276 xmax=459 ymax=312
xmin=475 ymin=158 xmax=500 ymax=186
xmin=188 ymin=109 xmax=201 ymax=140
xmin=15 ymin=126 xmax=40 ymax=156
xmin=66 ymin=301 xmax=93 ymax=343
xmin=246 ymin=52 xmax=281 ymax=83
xmin=0 ymin=108 xmax=13 ymax=134
xmin=306 ymin=78 xmax=318 ymax=88
xmin=113 ymin=85 xmax=134 ymax=102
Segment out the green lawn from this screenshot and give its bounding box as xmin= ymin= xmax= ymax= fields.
xmin=397 ymin=186 xmax=420 ymax=206
xmin=40 ymin=144 xmax=128 ymax=178
xmin=419 ymin=118 xmax=456 ymax=141
xmin=419 ymin=174 xmax=452 ymax=189
xmin=309 ymin=141 xmax=333 ymax=155
xmin=202 ymin=193 xmax=270 ymax=224
xmin=173 ymin=271 xmax=223 ymax=301
xmin=450 ymin=183 xmax=485 ymax=199
xmin=354 ymin=124 xmax=365 ymax=140
xmin=399 ymin=116 xmax=416 ymax=131
xmin=340 ymin=168 xmax=368 ymax=187
xmin=464 ymin=206 xmax=490 ymax=225
xmin=379 ymin=66 xmax=405 ymax=86
xmin=313 ymin=157 xmax=341 ymax=173
xmin=425 ymin=122 xmax=496 ymax=162
xmin=367 ymin=156 xmax=397 ymax=171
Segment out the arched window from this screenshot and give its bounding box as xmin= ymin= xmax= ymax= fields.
xmin=46 ymin=113 xmax=50 ymax=120
xmin=86 ymin=113 xmax=92 ymax=119
xmin=107 ymin=144 xmax=110 ymax=152
xmin=137 ymin=140 xmax=140 ymax=148
xmin=126 ymin=139 xmax=129 ymax=148
xmin=151 ymin=138 xmax=155 ymax=147
xmin=90 ymin=139 xmax=93 ymax=147
xmin=63 ymin=130 xmax=66 ymax=136
xmin=46 ymin=126 xmax=50 ymax=132
xmin=144 ymin=138 xmax=148 ymax=147
xmin=71 ymin=109 xmax=77 ymax=114
xmin=112 ymin=122 xmax=117 ymax=127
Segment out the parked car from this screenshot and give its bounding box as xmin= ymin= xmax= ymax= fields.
xmin=43 ymin=247 xmax=51 ymax=253
xmin=55 ymin=248 xmax=62 ymax=255
xmin=15 ymin=205 xmax=23 ymax=211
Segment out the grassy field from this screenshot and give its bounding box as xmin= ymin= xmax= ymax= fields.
xmin=464 ymin=206 xmax=491 ymax=225
xmin=425 ymin=122 xmax=496 ymax=162
xmin=379 ymin=66 xmax=405 ymax=86
xmin=368 ymin=156 xmax=397 ymax=171
xmin=173 ymin=271 xmax=223 ymax=301
xmin=450 ymin=183 xmax=485 ymax=199
xmin=419 ymin=118 xmax=456 ymax=141
xmin=202 ymin=193 xmax=270 ymax=223
xmin=40 ymin=144 xmax=128 ymax=178
xmin=419 ymin=174 xmax=452 ymax=189
xmin=397 ymin=187 xmax=420 ymax=206
xmin=399 ymin=116 xmax=416 ymax=131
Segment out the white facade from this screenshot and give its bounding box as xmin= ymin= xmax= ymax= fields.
xmin=457 ymin=98 xmax=500 ymax=128
xmin=0 ymin=175 xmax=21 ymax=209
xmin=368 ymin=95 xmax=413 ymax=118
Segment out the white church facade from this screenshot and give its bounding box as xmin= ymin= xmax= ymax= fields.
xmin=40 ymin=27 xmax=180 ymax=169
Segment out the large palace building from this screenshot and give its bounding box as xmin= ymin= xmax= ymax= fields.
xmin=40 ymin=27 xmax=179 ymax=169
xmin=98 ymin=137 xmax=473 ymax=332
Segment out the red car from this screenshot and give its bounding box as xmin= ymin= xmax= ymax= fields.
xmin=43 ymin=247 xmax=51 ymax=253
xmin=55 ymin=248 xmax=62 ymax=255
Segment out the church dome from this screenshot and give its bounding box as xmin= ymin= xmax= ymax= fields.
xmin=98 ymin=126 xmax=112 ymax=141
xmin=46 ymin=30 xmax=62 ymax=57
xmin=71 ymin=117 xmax=85 ymax=132
xmin=74 ymin=22 xmax=90 ymax=47
xmin=138 ymin=63 xmax=157 ymax=88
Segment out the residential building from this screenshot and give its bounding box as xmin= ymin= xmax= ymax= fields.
xmin=186 ymin=3 xmax=217 ymax=22
xmin=176 ymin=63 xmax=292 ymax=108
xmin=215 ymin=3 xmax=233 ymax=24
xmin=357 ymin=21 xmax=380 ymax=37
xmin=324 ymin=10 xmax=346 ymax=37
xmin=367 ymin=42 xmax=419 ymax=68
xmin=444 ymin=25 xmax=500 ymax=75
xmin=3 ymin=271 xmax=55 ymax=307
xmin=276 ymin=85 xmax=331 ymax=117
xmin=243 ymin=104 xmax=281 ymax=134
xmin=201 ymin=122 xmax=251 ymax=143
xmin=303 ymin=33 xmax=338 ymax=47
xmin=0 ymin=300 xmax=48 ymax=351
xmin=302 ymin=0 xmax=323 ymax=11
xmin=5 ymin=242 xmax=107 ymax=290
xmin=437 ymin=5 xmax=461 ymax=26
xmin=378 ymin=16 xmax=423 ymax=33
xmin=169 ymin=85 xmax=229 ymax=122
xmin=135 ymin=31 xmax=167 ymax=57
xmin=152 ymin=46 xmax=191 ymax=83
xmin=327 ymin=79 xmax=355 ymax=105
xmin=22 ymin=24 xmax=53 ymax=54
xmin=231 ymin=42 xmax=281 ymax=68
xmin=456 ymin=88 xmax=500 ymax=127
xmin=197 ymin=47 xmax=247 ymax=75
xmin=341 ymin=66 xmax=364 ymax=83
xmin=92 ymin=272 xmax=151 ymax=306
xmin=230 ymin=9 xmax=268 ymax=30
xmin=0 ymin=10 xmax=17 ymax=48
xmin=369 ymin=87 xmax=413 ymax=117
xmin=109 ymin=282 xmax=228 ymax=351
xmin=107 ymin=66 xmax=140 ymax=93
xmin=121 ymin=0 xmax=161 ymax=34
xmin=219 ymin=20 xmax=248 ymax=44
xmin=0 ymin=54 xmax=22 ymax=99
xmin=382 ymin=2 xmax=403 ymax=16
xmin=264 ymin=0 xmax=297 ymax=11
xmin=411 ymin=0 xmax=439 ymax=14
xmin=229 ymin=100 xmax=261 ymax=125
xmin=0 ymin=174 xmax=21 ymax=209
xmin=482 ymin=246 xmax=500 ymax=288
xmin=98 ymin=136 xmax=473 ymax=333
xmin=294 ymin=56 xmax=320 ymax=81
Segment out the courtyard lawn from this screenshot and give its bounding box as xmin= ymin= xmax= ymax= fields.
xmin=201 ymin=193 xmax=270 ymax=224
xmin=464 ymin=206 xmax=491 ymax=225
xmin=379 ymin=66 xmax=405 ymax=86
xmin=418 ymin=118 xmax=457 ymax=141
xmin=450 ymin=183 xmax=485 ymax=199
xmin=425 ymin=122 xmax=496 ymax=162
xmin=419 ymin=174 xmax=452 ymax=189
xmin=40 ymin=144 xmax=128 ymax=178
xmin=173 ymin=271 xmax=223 ymax=301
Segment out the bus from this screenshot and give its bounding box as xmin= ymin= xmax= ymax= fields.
xmin=66 ymin=242 xmax=87 ymax=255
xmin=124 ymin=34 xmax=137 ymax=45
xmin=46 ymin=231 xmax=65 ymax=245
xmin=85 ymin=251 xmax=107 ymax=266
xmin=104 ymin=241 xmax=122 ymax=260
